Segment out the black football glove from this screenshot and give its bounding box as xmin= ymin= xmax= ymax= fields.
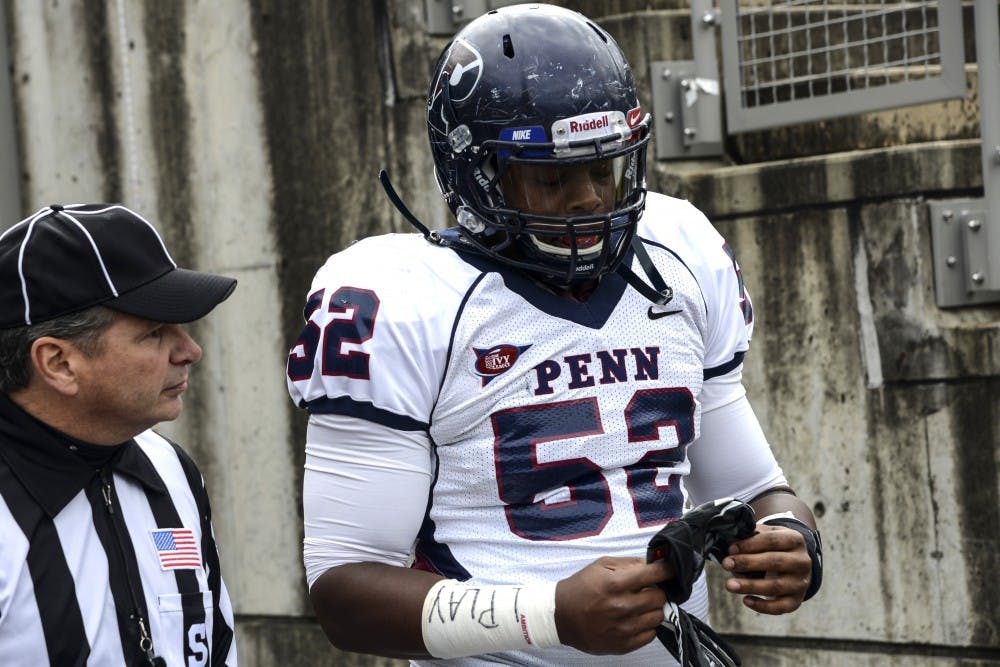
xmin=656 ymin=601 xmax=742 ymax=667
xmin=646 ymin=498 xmax=757 ymax=603
xmin=646 ymin=498 xmax=757 ymax=666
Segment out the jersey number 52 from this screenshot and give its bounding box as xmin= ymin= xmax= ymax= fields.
xmin=493 ymin=390 xmax=694 ymax=541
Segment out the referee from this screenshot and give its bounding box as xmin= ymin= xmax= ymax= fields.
xmin=0 ymin=205 xmax=238 ymax=666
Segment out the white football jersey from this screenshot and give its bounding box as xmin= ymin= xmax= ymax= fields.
xmin=289 ymin=192 xmax=766 ymax=665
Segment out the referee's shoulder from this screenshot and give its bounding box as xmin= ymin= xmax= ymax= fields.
xmin=135 ymin=429 xmax=205 ymax=488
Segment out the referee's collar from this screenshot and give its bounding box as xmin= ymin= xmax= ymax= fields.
xmin=0 ymin=393 xmax=168 ymax=516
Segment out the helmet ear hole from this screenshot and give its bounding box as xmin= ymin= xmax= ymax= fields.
xmin=502 ymin=34 xmax=515 ymax=59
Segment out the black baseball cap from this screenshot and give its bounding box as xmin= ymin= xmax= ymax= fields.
xmin=0 ymin=204 xmax=237 ymax=328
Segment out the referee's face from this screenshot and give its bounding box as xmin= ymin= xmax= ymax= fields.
xmin=73 ymin=312 xmax=203 ymax=441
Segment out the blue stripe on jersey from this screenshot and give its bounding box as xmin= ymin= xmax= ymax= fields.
xmin=704 ymin=351 xmax=746 ymax=380
xmin=439 ymin=272 xmax=489 ymax=398
xmin=306 ymin=395 xmax=429 ymax=432
xmin=412 ymin=538 xmax=472 ymax=581
xmin=413 ymin=518 xmax=473 ymax=581
xmin=412 ymin=446 xmax=472 ymax=580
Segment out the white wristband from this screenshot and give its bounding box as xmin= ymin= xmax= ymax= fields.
xmin=756 ymin=510 xmax=795 ymax=525
xmin=421 ymin=579 xmax=561 ymax=659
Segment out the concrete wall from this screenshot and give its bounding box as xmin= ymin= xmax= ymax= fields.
xmin=0 ymin=2 xmax=20 ymax=226
xmin=2 ymin=1 xmax=997 ymax=665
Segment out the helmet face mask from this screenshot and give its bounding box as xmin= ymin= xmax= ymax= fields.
xmin=427 ymin=5 xmax=650 ymax=287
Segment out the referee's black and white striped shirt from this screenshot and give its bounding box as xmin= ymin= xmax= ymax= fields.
xmin=0 ymin=394 xmax=237 ymax=666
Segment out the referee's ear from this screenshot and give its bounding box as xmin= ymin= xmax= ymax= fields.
xmin=27 ymin=336 xmax=83 ymax=397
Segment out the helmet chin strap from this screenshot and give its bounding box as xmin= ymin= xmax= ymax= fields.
xmin=381 ymin=167 xmax=667 ymax=303
xmin=379 ymin=169 xmax=434 ymax=239
xmin=617 ymin=235 xmax=674 ymax=305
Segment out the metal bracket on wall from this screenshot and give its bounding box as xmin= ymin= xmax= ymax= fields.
xmin=424 ymin=0 xmax=520 ymax=35
xmin=928 ymin=200 xmax=1000 ymax=307
xmin=649 ymin=61 xmax=723 ymax=160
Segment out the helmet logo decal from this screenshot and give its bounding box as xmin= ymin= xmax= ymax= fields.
xmin=472 ymin=167 xmax=490 ymax=190
xmin=428 ymin=38 xmax=484 ymax=138
xmin=551 ymin=111 xmax=628 ymax=153
xmin=627 ymin=107 xmax=643 ymax=128
xmin=498 ymin=125 xmax=547 ymax=157
xmin=473 ymin=343 xmax=532 ymax=386
xmin=569 ymin=115 xmax=610 ymax=133
xmin=444 ymin=38 xmax=483 ymax=103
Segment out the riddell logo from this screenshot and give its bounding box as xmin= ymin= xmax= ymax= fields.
xmin=569 ymin=116 xmax=609 ymax=133
xmin=473 ymin=167 xmax=490 ymax=190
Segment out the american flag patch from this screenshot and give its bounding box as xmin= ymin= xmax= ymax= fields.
xmin=151 ymin=528 xmax=201 ymax=571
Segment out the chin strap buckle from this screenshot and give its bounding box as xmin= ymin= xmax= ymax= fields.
xmin=617 ymin=235 xmax=674 ymax=305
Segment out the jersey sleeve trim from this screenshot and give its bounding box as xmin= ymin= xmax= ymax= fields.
xmin=306 ymin=395 xmax=429 ymax=432
xmin=704 ymin=351 xmax=745 ymax=381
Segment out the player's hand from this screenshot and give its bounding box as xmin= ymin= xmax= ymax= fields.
xmin=721 ymin=523 xmax=813 ymax=614
xmin=554 ymin=556 xmax=674 ymax=655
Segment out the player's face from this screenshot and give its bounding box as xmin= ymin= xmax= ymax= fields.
xmin=500 ymin=159 xmax=618 ymax=250
xmin=73 ymin=312 xmax=202 ymax=439
xmin=501 ymin=160 xmax=617 ymax=215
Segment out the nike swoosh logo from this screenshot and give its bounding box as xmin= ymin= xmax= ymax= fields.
xmin=648 ymin=306 xmax=683 ymax=320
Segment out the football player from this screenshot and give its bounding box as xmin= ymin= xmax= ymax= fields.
xmin=287 ymin=4 xmax=822 ymax=665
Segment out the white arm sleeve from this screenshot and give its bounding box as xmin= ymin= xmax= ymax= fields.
xmin=302 ymin=412 xmax=433 ymax=590
xmin=685 ymin=368 xmax=788 ymax=507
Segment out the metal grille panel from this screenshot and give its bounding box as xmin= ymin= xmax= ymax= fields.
xmin=720 ymin=1 xmax=966 ymax=132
